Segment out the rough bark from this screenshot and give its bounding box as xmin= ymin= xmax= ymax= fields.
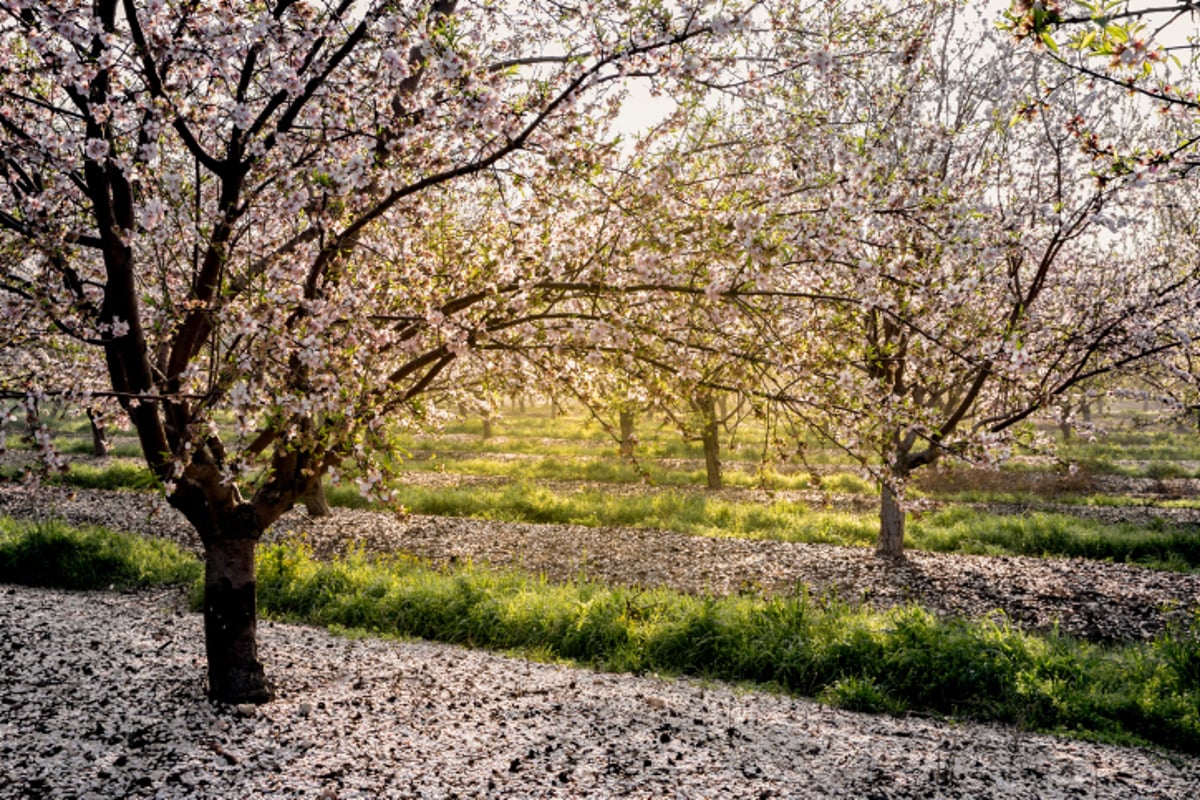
xmin=302 ymin=480 xmax=332 ymax=517
xmin=203 ymin=535 xmax=273 ymax=704
xmin=619 ymin=409 xmax=636 ymax=459
xmin=877 ymin=480 xmax=906 ymax=560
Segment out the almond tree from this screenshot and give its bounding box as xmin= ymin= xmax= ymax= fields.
xmin=0 ymin=0 xmax=751 ymax=703
xmin=572 ymin=1 xmax=1200 ymax=558
xmin=745 ymin=1 xmax=1200 ymax=557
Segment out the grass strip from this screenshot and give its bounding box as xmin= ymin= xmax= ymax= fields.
xmin=2 ymin=516 xmax=1197 ymax=755
xmin=255 ymin=542 xmax=1200 ymax=754
xmin=910 ymin=507 xmax=1200 ymax=571
xmin=0 ymin=517 xmax=200 ymax=590
xmin=400 ymin=455 xmax=856 ymax=492
xmin=333 ymin=483 xmax=1200 ymax=571
xmin=331 ymin=482 xmax=874 ymax=545
xmin=11 ymin=459 xmax=1200 ymax=570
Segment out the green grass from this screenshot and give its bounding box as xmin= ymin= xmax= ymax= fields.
xmin=10 ymin=458 xmax=1199 ymax=571
xmin=368 ymin=482 xmax=876 ymax=545
xmin=254 ymin=542 xmax=1200 ymax=754
xmin=54 ymin=437 xmax=145 ymax=458
xmin=0 ymin=516 xmax=200 ymax=589
xmin=0 ymin=459 xmax=158 ymax=490
xmin=908 ymin=508 xmax=1200 ymax=570
xmin=1062 ymin=430 xmax=1200 ymax=463
xmin=5 ymin=518 xmax=1198 ymax=755
xmin=333 ymin=482 xmax=1200 ymax=571
xmin=401 ymin=453 xmax=855 ymax=492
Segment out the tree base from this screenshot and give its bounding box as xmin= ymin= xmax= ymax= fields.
xmin=208 ymin=665 xmax=275 ymax=705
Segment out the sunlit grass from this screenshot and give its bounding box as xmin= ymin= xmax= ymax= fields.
xmin=400 ymin=454 xmax=861 ymax=492
xmin=253 ymin=542 xmax=1200 ymax=754
xmin=907 ymin=508 xmax=1200 ymax=571
xmin=11 ymin=456 xmax=1198 ymax=571
xmin=350 ymin=482 xmax=874 ymax=545
xmin=0 ymin=516 xmax=200 ymax=589
xmin=1061 ymin=430 xmax=1200 ymax=463
xmin=5 ymin=517 xmax=1198 ymax=754
xmin=323 ymin=482 xmax=1200 ymax=571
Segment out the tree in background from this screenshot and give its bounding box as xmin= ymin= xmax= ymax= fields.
xmin=752 ymin=2 xmax=1200 ymax=557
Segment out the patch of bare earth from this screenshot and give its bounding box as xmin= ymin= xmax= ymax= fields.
xmin=4 ymin=585 xmax=1198 ymax=799
xmin=3 ymin=483 xmax=1200 ymax=798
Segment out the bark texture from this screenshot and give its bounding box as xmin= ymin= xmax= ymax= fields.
xmin=302 ymin=481 xmax=332 ymax=518
xmin=694 ymin=394 xmax=722 ymax=490
xmin=203 ymin=535 xmax=273 ymax=704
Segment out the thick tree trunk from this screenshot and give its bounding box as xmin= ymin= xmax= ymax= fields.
xmin=302 ymin=480 xmax=332 ymax=517
xmin=204 ymin=536 xmax=273 ymax=704
xmin=481 ymin=414 xmax=493 ymax=439
xmin=876 ymin=480 xmax=906 ymax=559
xmin=619 ymin=409 xmax=636 ymax=458
xmin=85 ymin=408 xmax=109 ymax=457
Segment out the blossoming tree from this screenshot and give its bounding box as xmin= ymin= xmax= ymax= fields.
xmin=747 ymin=2 xmax=1200 ymax=557
xmin=0 ymin=0 xmax=754 ymax=703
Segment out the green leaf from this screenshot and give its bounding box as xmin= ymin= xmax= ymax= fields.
xmin=1040 ymin=32 xmax=1060 ymax=53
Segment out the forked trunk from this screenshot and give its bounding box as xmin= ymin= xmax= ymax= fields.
xmin=204 ymin=535 xmax=273 ymax=704
xmin=876 ymin=480 xmax=906 ymax=560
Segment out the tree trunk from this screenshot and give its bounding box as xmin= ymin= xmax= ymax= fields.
xmin=619 ymin=409 xmax=636 ymax=458
xmin=85 ymin=408 xmax=109 ymax=457
xmin=481 ymin=414 xmax=493 ymax=439
xmin=695 ymin=394 xmax=722 ymax=490
xmin=203 ymin=535 xmax=273 ymax=704
xmin=302 ymin=480 xmax=332 ymax=517
xmin=876 ymin=480 xmax=906 ymax=559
